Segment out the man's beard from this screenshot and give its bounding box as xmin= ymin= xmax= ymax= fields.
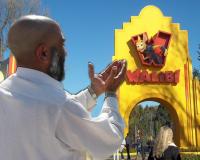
xmin=47 ymin=47 xmax=65 ymax=81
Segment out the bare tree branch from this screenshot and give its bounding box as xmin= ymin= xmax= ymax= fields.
xmin=0 ymin=0 xmax=49 ymax=60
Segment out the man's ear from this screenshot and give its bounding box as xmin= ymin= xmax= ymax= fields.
xmin=35 ymin=44 xmax=50 ymax=62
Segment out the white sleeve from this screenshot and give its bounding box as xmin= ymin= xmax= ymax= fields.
xmin=65 ymin=89 xmax=96 ymax=111
xmin=55 ymin=96 xmax=124 ymax=160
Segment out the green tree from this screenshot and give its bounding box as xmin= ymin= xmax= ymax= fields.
xmin=198 ymin=44 xmax=200 ymax=61
xmin=193 ymin=68 xmax=200 ymax=79
xmin=129 ymin=104 xmax=143 ymax=143
xmin=153 ymin=104 xmax=171 ymax=136
xmin=193 ymin=44 xmax=200 ymax=79
xmin=129 ymin=103 xmax=172 ymax=145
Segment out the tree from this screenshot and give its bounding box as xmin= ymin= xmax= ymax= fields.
xmin=193 ymin=44 xmax=200 ymax=79
xmin=192 ymin=44 xmax=200 ymax=79
xmin=198 ymin=44 xmax=200 ymax=61
xmin=193 ymin=68 xmax=200 ymax=79
xmin=128 ymin=103 xmax=172 ymax=146
xmin=0 ymin=0 xmax=48 ymax=60
xmin=129 ymin=105 xmax=143 ymax=142
xmin=153 ymin=104 xmax=171 ymax=136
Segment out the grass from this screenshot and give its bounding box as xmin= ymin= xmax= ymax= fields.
xmin=181 ymin=155 xmax=200 ymax=160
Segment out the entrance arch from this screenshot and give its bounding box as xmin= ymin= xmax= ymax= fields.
xmin=126 ymin=96 xmax=180 ymax=146
xmin=113 ymin=5 xmax=200 ymax=151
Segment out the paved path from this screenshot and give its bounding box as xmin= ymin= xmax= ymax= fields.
xmin=106 ymin=152 xmax=150 ymax=160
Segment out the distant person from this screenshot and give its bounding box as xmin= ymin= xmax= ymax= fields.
xmin=147 ymin=135 xmax=154 ymax=153
xmin=148 ymin=126 xmax=181 ymax=160
xmin=136 ymin=137 xmax=142 ymax=155
xmin=135 ymin=130 xmax=144 ymax=160
xmin=125 ymin=134 xmax=131 ymax=160
xmin=137 ymin=136 xmax=146 ymax=160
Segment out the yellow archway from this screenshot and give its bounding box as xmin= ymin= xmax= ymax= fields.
xmin=126 ymin=96 xmax=180 ymax=146
xmin=113 ymin=5 xmax=200 ymax=152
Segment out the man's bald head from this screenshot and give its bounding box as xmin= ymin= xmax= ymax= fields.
xmin=8 ymin=15 xmax=61 ymax=65
xmin=8 ymin=15 xmax=66 ymax=81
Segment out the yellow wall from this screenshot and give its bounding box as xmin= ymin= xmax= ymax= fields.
xmin=193 ymin=78 xmax=200 ymax=150
xmin=113 ymin=5 xmax=200 ymax=151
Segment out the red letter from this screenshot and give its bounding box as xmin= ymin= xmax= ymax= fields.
xmin=151 ymin=71 xmax=159 ymax=83
xmin=139 ymin=70 xmax=151 ymax=82
xmin=159 ymin=72 xmax=165 ymax=82
xmin=175 ymin=70 xmax=180 ymax=83
xmin=126 ymin=69 xmax=141 ymax=83
xmin=165 ymin=71 xmax=174 ymax=83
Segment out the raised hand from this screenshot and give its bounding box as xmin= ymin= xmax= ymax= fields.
xmin=88 ymin=62 xmax=117 ymax=96
xmin=105 ymin=60 xmax=127 ymax=92
xmin=88 ymin=60 xmax=127 ymax=97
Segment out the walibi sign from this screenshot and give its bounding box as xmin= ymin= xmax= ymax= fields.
xmin=126 ymin=30 xmax=180 ymax=84
xmin=126 ymin=69 xmax=180 ymax=84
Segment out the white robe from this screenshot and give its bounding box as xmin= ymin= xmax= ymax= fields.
xmin=0 ymin=67 xmax=124 ymax=160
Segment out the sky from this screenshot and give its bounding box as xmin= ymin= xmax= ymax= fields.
xmin=40 ymin=0 xmax=200 ymax=116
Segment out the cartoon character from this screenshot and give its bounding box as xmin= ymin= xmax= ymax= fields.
xmin=135 ymin=34 xmax=147 ymax=53
xmin=134 ymin=33 xmax=168 ymax=65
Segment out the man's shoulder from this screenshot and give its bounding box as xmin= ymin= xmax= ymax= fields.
xmin=0 ymin=84 xmax=11 ymax=97
xmin=0 ymin=76 xmax=14 ymax=94
xmin=62 ymin=96 xmax=89 ymax=118
xmin=0 ymin=75 xmax=66 ymax=105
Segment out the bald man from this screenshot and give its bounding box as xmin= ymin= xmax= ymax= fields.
xmin=0 ymin=15 xmax=127 ymax=160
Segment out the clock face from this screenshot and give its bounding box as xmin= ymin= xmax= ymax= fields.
xmin=0 ymin=71 xmax=4 ymax=82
